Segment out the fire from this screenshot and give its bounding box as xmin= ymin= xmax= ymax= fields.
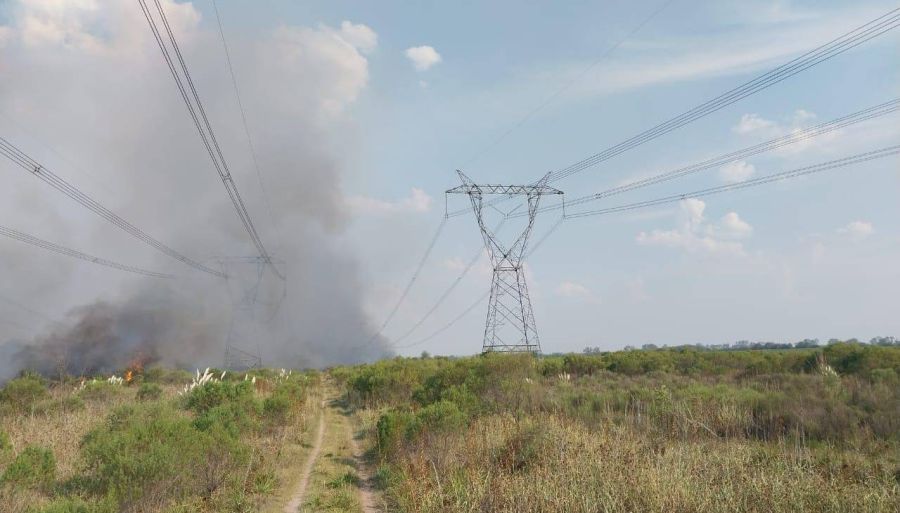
xmin=124 ymin=353 xmax=148 ymax=384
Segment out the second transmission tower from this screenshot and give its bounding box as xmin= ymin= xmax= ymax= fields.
xmin=447 ymin=171 xmax=563 ymax=353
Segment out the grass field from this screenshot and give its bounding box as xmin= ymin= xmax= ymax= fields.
xmin=336 ymin=343 xmax=900 ymax=512
xmin=1 ymin=342 xmax=898 ymax=512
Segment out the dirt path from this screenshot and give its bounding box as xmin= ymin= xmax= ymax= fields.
xmin=282 ymin=401 xmax=327 ymax=513
xmin=348 ymin=429 xmax=378 ymax=513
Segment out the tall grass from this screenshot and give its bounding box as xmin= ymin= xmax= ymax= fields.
xmin=338 ymin=344 xmax=900 ymax=512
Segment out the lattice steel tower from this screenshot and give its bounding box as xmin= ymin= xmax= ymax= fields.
xmin=447 ymin=171 xmax=563 ymax=353
xmin=216 ymin=256 xmax=286 ymax=370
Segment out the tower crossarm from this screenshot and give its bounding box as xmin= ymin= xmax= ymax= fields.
xmin=446 ymin=184 xmax=563 ymax=196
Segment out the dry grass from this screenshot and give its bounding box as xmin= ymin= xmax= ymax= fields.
xmin=0 ymin=373 xmax=319 ymax=513
xmin=385 ymin=414 xmax=899 ymax=513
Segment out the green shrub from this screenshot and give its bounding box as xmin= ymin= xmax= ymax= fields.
xmin=415 ymin=400 xmax=467 ymax=433
xmin=34 ymin=395 xmax=85 ymax=415
xmin=562 ymin=354 xmax=604 ymax=376
xmin=261 ymin=378 xmax=305 ymax=426
xmin=262 ymin=393 xmax=291 ymax=425
xmin=80 ymin=404 xmax=248 ymax=507
xmin=0 ymin=374 xmax=49 ymax=412
xmin=538 ymin=357 xmax=564 ymax=377
xmin=136 ymin=382 xmax=162 ymax=402
xmin=193 ymin=403 xmax=256 ymax=439
xmin=77 ymin=381 xmax=120 ymax=402
xmin=2 ymin=445 xmax=56 ymax=490
xmin=184 ymin=380 xmax=254 ymax=414
xmin=375 ymin=409 xmax=417 ymax=457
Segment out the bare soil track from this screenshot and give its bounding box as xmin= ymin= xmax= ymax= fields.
xmin=282 ymin=400 xmax=327 ymax=513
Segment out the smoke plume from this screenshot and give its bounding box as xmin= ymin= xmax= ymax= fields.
xmin=0 ymin=0 xmax=391 ymax=381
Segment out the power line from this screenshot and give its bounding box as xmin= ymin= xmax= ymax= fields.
xmin=566 ymin=144 xmax=900 ymax=218
xmin=460 ymin=0 xmax=676 ymax=169
xmin=396 ymin=144 xmax=900 ymax=350
xmin=381 ymin=1 xmax=676 ymax=348
xmin=447 ymin=7 xmax=900 ymax=218
xmin=394 ymin=289 xmax=490 ymax=350
xmin=210 ymin=0 xmax=283 ymax=254
xmin=390 ymin=211 xmax=565 ymax=347
xmin=519 ymin=98 xmax=900 ymax=217
xmin=138 ymin=0 xmax=281 ymax=279
xmin=0 ymin=224 xmax=174 ymax=279
xmin=360 ymin=216 xmax=448 ymax=348
xmin=0 ymin=136 xmax=226 ymax=278
xmin=545 ymin=8 xmax=900 ymax=184
xmin=390 ymin=219 xmax=506 ymax=345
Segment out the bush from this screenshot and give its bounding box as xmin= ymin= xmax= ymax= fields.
xmin=193 ymin=403 xmax=256 ymax=439
xmin=79 ymin=404 xmax=248 ymax=507
xmin=0 ymin=374 xmax=49 ymax=412
xmin=34 ymin=396 xmax=85 ymax=416
xmin=415 ymin=400 xmax=467 ymax=433
xmin=77 ymin=382 xmax=120 ymax=402
xmin=261 ymin=378 xmax=305 ymax=426
xmin=375 ymin=409 xmax=417 ymax=457
xmin=136 ymin=382 xmax=162 ymax=402
xmin=1 ymin=445 xmax=55 ymax=490
xmin=184 ymin=380 xmax=254 ymax=415
xmin=562 ymin=354 xmax=604 ymax=376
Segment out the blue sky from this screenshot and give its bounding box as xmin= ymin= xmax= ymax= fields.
xmin=1 ymin=0 xmax=898 ymax=361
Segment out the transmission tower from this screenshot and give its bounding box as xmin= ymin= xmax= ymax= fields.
xmin=216 ymin=256 xmax=286 ymax=369
xmin=447 ymin=171 xmax=563 ymax=353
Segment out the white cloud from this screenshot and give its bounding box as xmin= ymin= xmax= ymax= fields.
xmin=555 ymin=281 xmax=593 ymax=300
xmin=507 ymin=5 xmax=886 ymax=104
xmin=339 ymin=21 xmax=377 ymax=54
xmin=347 ymin=187 xmax=432 ymax=215
xmin=733 ymin=114 xmax=776 ymax=136
xmin=729 ymin=107 xmax=848 ymax=157
xmin=715 ymin=212 xmax=754 ymax=239
xmin=636 ymin=199 xmax=752 ymax=256
xmin=837 ymin=220 xmax=874 ymax=240
xmin=405 ymin=45 xmax=441 ymax=71
xmin=719 ymin=160 xmax=756 ymax=183
xmin=268 ymin=21 xmax=375 ymax=118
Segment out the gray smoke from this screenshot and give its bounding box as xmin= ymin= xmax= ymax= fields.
xmin=0 ymin=1 xmax=391 ymax=381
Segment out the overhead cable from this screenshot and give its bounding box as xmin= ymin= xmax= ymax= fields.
xmin=448 ymin=7 xmax=900 ymax=218
xmin=566 ymin=144 xmax=900 ymax=218
xmin=210 ymin=0 xmax=284 ymax=254
xmin=359 ymin=217 xmax=448 ymax=348
xmin=138 ymin=0 xmax=281 ymax=279
xmin=0 ymin=225 xmax=174 ymax=279
xmin=518 ymin=98 xmax=900 ymax=217
xmin=0 ymin=136 xmax=225 ymax=278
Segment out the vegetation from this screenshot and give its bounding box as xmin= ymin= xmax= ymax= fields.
xmin=1 ymin=342 xmax=897 ymax=512
xmin=337 ymin=343 xmax=900 ymax=512
xmin=0 ymin=368 xmax=314 ymax=513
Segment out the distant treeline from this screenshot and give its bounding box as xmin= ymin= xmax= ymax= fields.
xmin=582 ymin=336 xmax=900 ymax=355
